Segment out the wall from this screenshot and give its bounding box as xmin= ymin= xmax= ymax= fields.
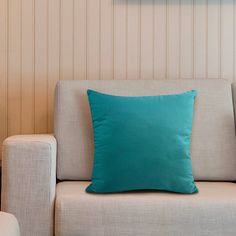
xmin=0 ymin=0 xmax=235 ymax=156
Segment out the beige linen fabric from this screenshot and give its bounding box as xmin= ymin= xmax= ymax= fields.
xmin=1 ymin=135 xmax=57 ymax=236
xmin=0 ymin=212 xmax=20 ymax=236
xmin=54 ymin=79 xmax=236 ymax=180
xmin=55 ymin=181 xmax=236 ymax=236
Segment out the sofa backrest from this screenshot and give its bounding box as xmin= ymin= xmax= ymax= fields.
xmin=54 ymin=79 xmax=236 ymax=181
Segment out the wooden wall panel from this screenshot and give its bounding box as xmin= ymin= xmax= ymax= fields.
xmin=221 ymin=0 xmax=234 ymax=81
xmin=207 ymin=0 xmax=221 ymax=78
xmin=235 ymin=0 xmax=236 ymax=81
xmin=154 ymin=0 xmax=167 ymax=79
xmin=114 ymin=0 xmax=127 ymax=80
xmin=87 ymin=0 xmax=100 ymax=80
xmin=35 ymin=0 xmax=48 ymax=133
xmin=127 ymin=0 xmax=140 ymax=80
xmin=101 ymin=0 xmax=114 ymax=80
xmin=1 ymin=0 xmax=236 ymax=158
xmin=8 ymin=0 xmax=21 ymax=136
xmin=140 ymin=0 xmax=154 ymax=80
xmin=167 ymin=0 xmax=180 ymax=79
xmin=180 ymin=0 xmax=193 ymax=79
xmin=21 ymin=0 xmax=34 ymax=134
xmin=60 ymin=0 xmax=74 ymax=81
xmin=194 ymin=0 xmax=207 ymax=78
xmin=74 ymin=0 xmax=87 ymax=80
xmin=0 ymin=0 xmax=8 ymax=156
xmin=48 ymin=0 xmax=60 ymax=132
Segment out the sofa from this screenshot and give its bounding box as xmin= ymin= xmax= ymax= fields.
xmin=2 ymin=79 xmax=236 ymax=236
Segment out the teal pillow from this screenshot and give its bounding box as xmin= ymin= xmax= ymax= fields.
xmin=86 ymin=89 xmax=198 ymax=194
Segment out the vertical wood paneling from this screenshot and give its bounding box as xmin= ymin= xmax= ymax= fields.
xmin=1 ymin=0 xmax=236 ymax=160
xmin=154 ymin=0 xmax=167 ymax=79
xmin=207 ymin=0 xmax=221 ymax=78
xmin=60 ymin=0 xmax=74 ymax=80
xmin=74 ymin=0 xmax=87 ymax=80
xmin=167 ymin=0 xmax=180 ymax=79
xmin=194 ymin=0 xmax=207 ymax=78
xmin=48 ymin=0 xmax=60 ymax=132
xmin=180 ymin=0 xmax=193 ymax=79
xmin=0 ymin=0 xmax=8 ymax=156
xmin=127 ymin=0 xmax=140 ymax=80
xmin=35 ymin=0 xmax=48 ymax=133
xmin=140 ymin=0 xmax=154 ymax=80
xmin=114 ymin=0 xmax=127 ymax=80
xmin=100 ymin=0 xmax=114 ymax=80
xmin=87 ymin=0 xmax=100 ymax=80
xmin=8 ymin=0 xmax=21 ymax=135
xmin=221 ymin=0 xmax=234 ymax=81
xmin=21 ymin=0 xmax=34 ymax=133
xmin=235 ymin=0 xmax=236 ymax=81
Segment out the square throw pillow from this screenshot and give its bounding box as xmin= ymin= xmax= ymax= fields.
xmin=86 ymin=89 xmax=198 ymax=194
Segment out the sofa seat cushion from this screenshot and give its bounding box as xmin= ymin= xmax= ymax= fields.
xmin=55 ymin=181 xmax=236 ymax=236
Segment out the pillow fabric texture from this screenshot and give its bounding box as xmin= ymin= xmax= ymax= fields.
xmin=86 ymin=89 xmax=198 ymax=194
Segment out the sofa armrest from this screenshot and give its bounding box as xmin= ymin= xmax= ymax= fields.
xmin=1 ymin=135 xmax=57 ymax=236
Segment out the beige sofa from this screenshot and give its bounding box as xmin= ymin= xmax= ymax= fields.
xmin=2 ymin=79 xmax=236 ymax=236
